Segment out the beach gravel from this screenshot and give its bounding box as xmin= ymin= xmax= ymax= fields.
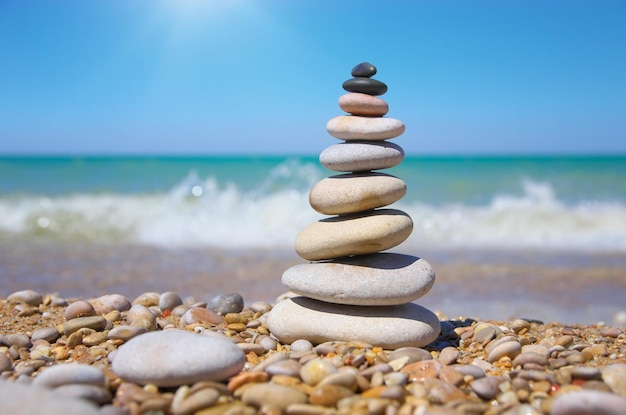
xmin=1 ymin=289 xmax=625 ymax=414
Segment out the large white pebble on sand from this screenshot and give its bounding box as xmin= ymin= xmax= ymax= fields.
xmin=295 ymin=209 xmax=413 ymax=261
xmin=282 ymin=253 xmax=435 ymax=306
xmin=326 ymin=115 xmax=405 ymax=141
xmin=111 ymin=330 xmax=245 ymax=387
xmin=268 ymin=297 xmax=440 ymax=349
xmin=320 ymin=141 xmax=405 ymax=172
xmin=309 ymin=173 xmax=406 ymax=215
xmin=0 ymin=380 xmax=99 ymax=415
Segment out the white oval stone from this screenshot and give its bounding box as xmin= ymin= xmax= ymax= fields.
xmin=32 ymin=363 xmax=106 ymax=389
xmin=326 ymin=116 xmax=405 ymax=141
xmin=320 ymin=141 xmax=404 ymax=172
xmin=267 ymin=297 xmax=440 ymax=349
xmin=309 ymin=173 xmax=406 ymax=215
xmin=338 ymin=93 xmax=389 ymax=116
xmin=295 ymin=209 xmax=413 ymax=261
xmin=282 ymin=253 xmax=435 ymax=306
xmin=111 ymin=330 xmax=245 ymax=387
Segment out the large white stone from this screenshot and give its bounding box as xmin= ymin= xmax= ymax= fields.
xmin=295 ymin=209 xmax=413 ymax=261
xmin=320 ymin=141 xmax=405 ymax=172
xmin=309 ymin=173 xmax=406 ymax=215
xmin=267 ymin=297 xmax=440 ymax=349
xmin=282 ymin=253 xmax=435 ymax=306
xmin=326 ymin=116 xmax=405 ymax=141
xmin=111 ymin=330 xmax=245 ymax=387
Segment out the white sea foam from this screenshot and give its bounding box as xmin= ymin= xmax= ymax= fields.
xmin=1 ymin=176 xmax=625 ymax=252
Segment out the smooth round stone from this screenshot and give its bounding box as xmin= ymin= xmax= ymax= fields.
xmin=327 ymin=115 xmax=404 ymax=141
xmin=63 ymin=316 xmax=107 ymax=335
xmin=0 ymin=380 xmax=99 ymax=415
xmin=0 ymin=353 xmax=12 ymax=372
xmin=320 ymin=141 xmax=404 ymax=172
xmin=206 ymin=293 xmax=244 ymax=315
xmin=309 ymin=173 xmax=406 ymax=215
xmin=89 ymin=294 xmax=131 ymax=315
xmin=342 ymin=77 xmax=387 ymax=95
xmin=31 ymin=327 xmax=60 ymax=343
xmin=159 ymin=292 xmax=183 ymax=311
xmin=351 ymin=62 xmax=377 ymax=77
xmin=295 ymin=209 xmax=413 ymax=261
xmin=7 ymin=289 xmax=43 ymax=306
xmin=111 ymin=329 xmax=245 ymax=387
xmin=65 ymin=300 xmax=96 ymax=320
xmin=55 ymin=384 xmax=112 ymax=405
xmin=107 ymin=324 xmax=148 ymax=342
xmin=339 ymin=93 xmax=388 ymax=116
xmin=551 ymin=390 xmax=626 ymax=415
xmin=241 ymin=383 xmax=308 ymax=410
xmin=602 ymin=363 xmax=626 ymax=395
xmin=487 ymin=340 xmax=522 ymax=363
xmin=267 ymin=297 xmax=441 ymax=349
xmin=282 ymin=253 xmax=435 ymax=306
xmin=32 ymin=363 xmax=106 ymax=388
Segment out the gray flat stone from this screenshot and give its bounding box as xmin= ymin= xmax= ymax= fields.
xmin=0 ymin=379 xmax=99 ymax=415
xmin=111 ymin=329 xmax=245 ymax=387
xmin=267 ymin=297 xmax=440 ymax=349
xmin=309 ymin=172 xmax=406 ymax=215
xmin=282 ymin=253 xmax=435 ymax=305
xmin=320 ymin=141 xmax=404 ymax=172
xmin=32 ymin=363 xmax=106 ymax=389
xmin=295 ymin=209 xmax=413 ymax=261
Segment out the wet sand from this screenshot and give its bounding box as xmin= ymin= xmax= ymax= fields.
xmin=1 ymin=241 xmax=625 ymax=325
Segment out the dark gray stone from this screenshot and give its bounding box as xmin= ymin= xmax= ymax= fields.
xmin=342 ymin=77 xmax=387 ymax=96
xmin=206 ymin=292 xmax=244 ymax=315
xmin=351 ymin=62 xmax=377 ymax=77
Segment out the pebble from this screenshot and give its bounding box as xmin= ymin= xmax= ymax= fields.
xmin=310 ymin=384 xmax=354 ymax=407
xmin=107 ymin=324 xmax=148 ymax=342
xmin=111 ymin=329 xmax=245 ymax=387
xmin=401 ymin=360 xmax=442 ymax=381
xmin=290 ymin=339 xmax=314 ymax=352
xmin=180 ymin=307 xmax=224 ymax=325
xmin=241 ymin=383 xmax=308 ymax=410
xmin=126 ymin=304 xmax=157 ymax=330
xmin=470 ymin=376 xmax=505 ymax=400
xmin=89 ymin=294 xmax=131 ymax=315
xmin=319 ymin=141 xmax=404 ymax=172
xmin=0 ymin=352 xmax=12 ymax=372
xmin=1 ymin=333 xmax=30 ymax=348
xmin=268 ymin=297 xmax=440 ymax=349
xmin=339 ymin=92 xmax=388 ymax=116
xmin=0 ymin=379 xmax=99 ymax=415
xmin=488 ymin=340 xmax=522 ymax=362
xmin=300 ymin=358 xmax=338 ymax=385
xmin=342 ymin=77 xmax=388 ymax=96
xmin=32 ymin=362 xmax=105 ymax=388
xmin=7 ymin=289 xmax=43 ymax=306
xmin=602 ymin=363 xmax=626 ymax=396
xmin=206 ymin=292 xmax=244 ymax=315
xmin=265 ymin=358 xmax=302 ymax=377
xmin=55 ymin=383 xmax=112 ymax=404
xmin=551 ymin=389 xmax=626 ymax=415
xmin=282 ymin=253 xmax=434 ymax=306
xmin=63 ymin=316 xmax=107 ymax=335
xmin=438 ymin=347 xmax=460 ymax=365
xmin=309 ymin=172 xmax=406 ymax=215
xmin=512 ymin=351 xmax=549 ymax=368
xmin=133 ymin=292 xmax=160 ymax=307
xmin=174 ymin=387 xmax=220 ymax=415
xmin=351 ymin=62 xmax=377 ymax=77
xmin=388 ymin=347 xmax=433 ymax=364
xmin=326 ymin=115 xmax=404 ymax=140
xmin=159 ymin=291 xmax=183 ymax=311
xmin=64 ymin=300 xmax=96 ymax=320
xmin=294 ymin=208 xmax=413 ymax=261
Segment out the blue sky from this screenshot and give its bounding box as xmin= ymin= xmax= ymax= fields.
xmin=1 ymin=0 xmax=625 ymax=155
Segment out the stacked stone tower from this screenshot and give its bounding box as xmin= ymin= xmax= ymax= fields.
xmin=268 ymin=63 xmax=440 ymax=349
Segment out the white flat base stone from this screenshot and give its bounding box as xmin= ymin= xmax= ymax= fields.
xmin=282 ymin=253 xmax=435 ymax=306
xmin=267 ymin=297 xmax=441 ymax=349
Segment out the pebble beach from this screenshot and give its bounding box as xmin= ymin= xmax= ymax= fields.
xmin=1 ymin=287 xmax=626 ymax=415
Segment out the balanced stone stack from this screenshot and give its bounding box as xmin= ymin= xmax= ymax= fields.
xmin=268 ymin=63 xmax=441 ymax=349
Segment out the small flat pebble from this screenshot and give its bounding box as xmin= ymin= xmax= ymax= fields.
xmin=326 ymin=115 xmax=404 ymax=140
xmin=64 ymin=300 xmax=96 ymax=320
xmin=438 ymin=347 xmax=460 ymax=365
xmin=241 ymin=383 xmax=307 ymax=410
xmin=0 ymin=379 xmax=99 ymax=415
xmin=31 ymin=326 xmax=60 ymax=343
xmin=206 ymin=292 xmax=244 ymax=315
xmin=487 ymin=340 xmax=522 ymax=362
xmin=339 ymin=92 xmax=388 ymax=116
xmin=470 ymin=376 xmax=505 ymax=400
xmin=310 ymin=384 xmax=354 ymax=407
xmin=63 ymin=316 xmax=107 ymax=335
xmin=512 ymin=351 xmax=548 ymax=368
xmin=126 ymin=304 xmax=157 ymax=330
xmin=452 ymin=363 xmax=486 ymax=379
xmin=175 ymin=387 xmax=220 ymax=415
xmin=133 ymin=292 xmax=160 ymax=307
xmin=112 ymin=329 xmax=245 ymax=387
xmin=108 ymin=324 xmax=148 ymax=341
xmin=159 ymin=291 xmax=183 ymax=311
xmin=319 ymin=141 xmax=404 ymax=172
xmin=401 ymin=359 xmax=442 ymax=381
xmin=33 ymin=362 xmax=105 ymax=388
xmin=180 ymin=307 xmax=224 ymax=325
xmin=290 ymin=339 xmax=314 ymax=352
xmin=89 ymin=294 xmax=131 ymax=315
xmin=602 ymin=363 xmax=626 ymax=396
xmin=1 ymin=333 xmax=30 ymax=348
xmin=300 ymin=358 xmax=338 ymax=385
xmin=265 ymin=359 xmax=302 ymax=377
xmin=551 ymin=389 xmax=626 ymax=415
xmin=8 ymin=289 xmax=43 ymax=306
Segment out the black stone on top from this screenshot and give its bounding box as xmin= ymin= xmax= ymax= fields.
xmin=351 ymin=62 xmax=377 ymax=78
xmin=342 ymin=77 xmax=388 ymax=96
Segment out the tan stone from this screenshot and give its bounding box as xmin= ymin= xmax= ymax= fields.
xmin=326 ymin=115 xmax=405 ymax=141
xmin=309 ymin=173 xmax=406 ymax=215
xmin=294 ymin=209 xmax=413 ymax=261
xmin=338 ymin=92 xmax=389 ymax=116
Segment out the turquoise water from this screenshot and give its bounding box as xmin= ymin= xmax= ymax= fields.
xmin=1 ymin=155 xmax=625 ymax=252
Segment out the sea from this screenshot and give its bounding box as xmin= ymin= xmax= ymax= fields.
xmin=1 ymin=155 xmax=625 ymax=325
